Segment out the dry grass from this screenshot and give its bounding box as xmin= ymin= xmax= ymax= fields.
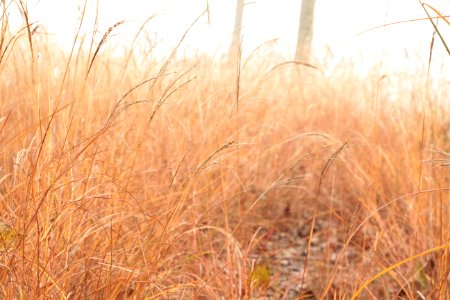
xmin=0 ymin=2 xmax=449 ymax=299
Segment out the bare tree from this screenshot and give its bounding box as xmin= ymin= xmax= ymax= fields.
xmin=230 ymin=0 xmax=244 ymax=57
xmin=295 ymin=0 xmax=316 ymax=61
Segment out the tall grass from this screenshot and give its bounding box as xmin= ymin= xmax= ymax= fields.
xmin=0 ymin=1 xmax=449 ymax=299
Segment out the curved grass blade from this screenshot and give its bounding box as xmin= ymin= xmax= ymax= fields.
xmin=421 ymin=2 xmax=450 ymax=56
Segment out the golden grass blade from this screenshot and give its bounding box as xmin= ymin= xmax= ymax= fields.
xmin=351 ymin=242 xmax=450 ymax=299
xmin=300 ymin=140 xmax=349 ymax=291
xmin=356 ymin=15 xmax=450 ymax=37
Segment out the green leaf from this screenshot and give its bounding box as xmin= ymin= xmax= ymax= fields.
xmin=249 ymin=264 xmax=271 ymax=288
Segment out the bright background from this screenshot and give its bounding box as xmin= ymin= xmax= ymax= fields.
xmin=9 ymin=0 xmax=450 ymax=75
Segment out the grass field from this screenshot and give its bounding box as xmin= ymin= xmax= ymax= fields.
xmin=0 ymin=3 xmax=449 ymax=299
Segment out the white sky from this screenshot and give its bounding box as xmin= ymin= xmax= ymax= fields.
xmin=9 ymin=0 xmax=450 ymax=76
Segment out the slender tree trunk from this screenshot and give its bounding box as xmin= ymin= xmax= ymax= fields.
xmin=295 ymin=0 xmax=316 ymax=61
xmin=230 ymin=0 xmax=244 ymax=57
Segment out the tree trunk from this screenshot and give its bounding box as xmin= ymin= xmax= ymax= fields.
xmin=230 ymin=0 xmax=244 ymax=57
xmin=295 ymin=0 xmax=316 ymax=62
